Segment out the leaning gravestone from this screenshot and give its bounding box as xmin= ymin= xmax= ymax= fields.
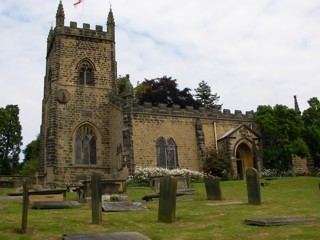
xmin=204 ymin=176 xmax=222 ymax=200
xmin=246 ymin=168 xmax=261 ymax=205
xmin=91 ymin=173 xmax=102 ymax=225
xmin=158 ymin=176 xmax=177 ymax=223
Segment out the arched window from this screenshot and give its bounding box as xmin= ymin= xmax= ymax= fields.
xmin=157 ymin=137 xmax=167 ymax=168
xmin=167 ymin=138 xmax=178 ymax=168
xmin=156 ymin=137 xmax=178 ymax=168
xmin=75 ymin=125 xmax=97 ymax=165
xmin=78 ymin=61 xmax=94 ymax=85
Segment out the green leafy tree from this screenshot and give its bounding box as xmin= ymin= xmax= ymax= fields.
xmin=0 ymin=105 xmax=23 ymax=175
xmin=19 ymin=135 xmax=40 ymax=175
xmin=135 ymin=76 xmax=201 ymax=109
xmin=256 ymin=104 xmax=308 ymax=171
xmin=117 ymin=75 xmax=134 ymax=97
xmin=194 ymin=80 xmax=221 ymax=110
xmin=302 ymin=97 xmax=320 ymax=167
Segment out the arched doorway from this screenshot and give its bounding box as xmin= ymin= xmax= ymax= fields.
xmin=235 ymin=142 xmax=253 ymax=180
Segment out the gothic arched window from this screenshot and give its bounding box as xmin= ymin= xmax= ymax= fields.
xmin=167 ymin=138 xmax=178 ymax=168
xmin=156 ymin=137 xmax=178 ymax=169
xmin=157 ymin=137 xmax=167 ymax=168
xmin=75 ymin=125 xmax=97 ymax=165
xmin=78 ymin=61 xmax=94 ymax=85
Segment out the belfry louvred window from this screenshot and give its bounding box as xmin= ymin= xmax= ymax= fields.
xmin=75 ymin=125 xmax=97 ymax=165
xmin=156 ymin=137 xmax=178 ymax=168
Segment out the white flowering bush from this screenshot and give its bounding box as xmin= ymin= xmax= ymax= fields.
xmin=261 ymin=168 xmax=296 ymax=177
xmin=127 ymin=166 xmax=205 ymax=186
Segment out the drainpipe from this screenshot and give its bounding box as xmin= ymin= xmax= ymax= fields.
xmin=213 ymin=121 xmax=218 ymax=153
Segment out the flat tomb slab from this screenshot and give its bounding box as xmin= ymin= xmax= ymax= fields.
xmin=245 ymin=217 xmax=317 ymax=226
xmin=31 ymin=201 xmax=81 ymax=209
xmin=62 ymin=232 xmax=151 ymax=240
xmin=207 ymin=201 xmax=244 ymax=206
xmin=29 ymin=193 xmax=64 ymax=203
xmin=102 ymin=202 xmax=148 ymax=212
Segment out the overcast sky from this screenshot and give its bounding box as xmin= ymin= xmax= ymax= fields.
xmin=1 ymin=0 xmax=320 ymax=154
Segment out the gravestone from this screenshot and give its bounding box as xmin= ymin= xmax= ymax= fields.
xmin=186 ymin=172 xmax=191 ymax=189
xmin=21 ymin=182 xmax=28 ymax=234
xmin=246 ymin=168 xmax=261 ymax=205
xmin=204 ymin=176 xmax=222 ymax=200
xmin=158 ymin=176 xmax=177 ymax=223
xmin=91 ymin=173 xmax=102 ymax=225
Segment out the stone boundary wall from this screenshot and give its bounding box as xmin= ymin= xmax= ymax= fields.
xmin=0 ymin=176 xmax=36 ymax=188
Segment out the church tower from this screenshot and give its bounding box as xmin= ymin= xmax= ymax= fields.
xmin=39 ymin=1 xmax=123 ymax=185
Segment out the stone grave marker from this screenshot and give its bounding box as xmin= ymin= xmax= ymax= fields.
xmin=62 ymin=232 xmax=151 ymax=240
xmin=32 ymin=201 xmax=80 ymax=209
xmin=158 ymin=176 xmax=177 ymax=223
xmin=204 ymin=176 xmax=222 ymax=200
xmin=102 ymin=201 xmax=148 ymax=212
xmin=91 ymin=173 xmax=102 ymax=225
xmin=246 ymin=168 xmax=261 ymax=205
xmin=21 ymin=182 xmax=28 ymax=234
xmin=245 ymin=217 xmax=317 ymax=226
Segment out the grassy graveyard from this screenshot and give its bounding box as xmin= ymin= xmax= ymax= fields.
xmin=0 ymin=176 xmax=319 ymax=240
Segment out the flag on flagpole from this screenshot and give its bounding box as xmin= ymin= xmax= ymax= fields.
xmin=74 ymin=0 xmax=83 ymax=7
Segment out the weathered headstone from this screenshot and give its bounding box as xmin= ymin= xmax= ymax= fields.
xmin=91 ymin=173 xmax=102 ymax=225
xmin=158 ymin=176 xmax=177 ymax=223
xmin=204 ymin=176 xmax=222 ymax=200
xmin=186 ymin=172 xmax=191 ymax=189
xmin=21 ymin=182 xmax=28 ymax=233
xmin=246 ymin=168 xmax=261 ymax=205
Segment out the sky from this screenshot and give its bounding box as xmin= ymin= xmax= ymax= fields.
xmin=1 ymin=0 xmax=320 ymax=155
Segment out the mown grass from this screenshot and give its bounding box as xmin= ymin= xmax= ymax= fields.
xmin=0 ymin=177 xmax=319 ymax=240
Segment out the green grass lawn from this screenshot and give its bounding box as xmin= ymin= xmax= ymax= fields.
xmin=0 ymin=177 xmax=319 ymax=240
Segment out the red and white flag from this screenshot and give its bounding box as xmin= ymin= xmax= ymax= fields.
xmin=74 ymin=0 xmax=83 ymax=7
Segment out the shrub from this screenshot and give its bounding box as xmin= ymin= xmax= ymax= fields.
xmin=202 ymin=149 xmax=234 ymax=180
xmin=127 ymin=166 xmax=205 ymax=186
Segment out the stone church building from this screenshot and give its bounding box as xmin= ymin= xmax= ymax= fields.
xmin=39 ymin=2 xmax=263 ymax=185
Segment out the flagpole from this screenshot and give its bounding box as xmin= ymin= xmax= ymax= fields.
xmin=82 ymin=0 xmax=85 ymax=24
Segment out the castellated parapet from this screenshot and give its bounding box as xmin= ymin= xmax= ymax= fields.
xmin=131 ymin=102 xmax=255 ymax=121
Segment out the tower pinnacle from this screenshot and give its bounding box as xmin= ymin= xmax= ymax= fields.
xmin=56 ymin=1 xmax=65 ymax=27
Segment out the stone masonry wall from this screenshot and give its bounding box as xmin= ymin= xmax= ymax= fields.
xmin=131 ymin=103 xmax=256 ymax=172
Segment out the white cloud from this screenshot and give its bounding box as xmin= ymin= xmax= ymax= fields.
xmin=0 ymin=0 xmax=320 ymax=154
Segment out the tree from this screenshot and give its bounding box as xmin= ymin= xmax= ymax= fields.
xmin=19 ymin=134 xmax=40 ymax=175
xmin=302 ymin=97 xmax=320 ymax=167
xmin=194 ymin=80 xmax=221 ymax=110
xmin=135 ymin=76 xmax=201 ymax=109
xmin=117 ymin=75 xmax=134 ymax=97
xmin=0 ymin=105 xmax=23 ymax=175
xmin=256 ymin=104 xmax=308 ymax=171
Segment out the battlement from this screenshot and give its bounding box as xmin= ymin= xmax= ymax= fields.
xmin=131 ymin=102 xmax=255 ymax=121
xmin=53 ymin=21 xmax=113 ymax=41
